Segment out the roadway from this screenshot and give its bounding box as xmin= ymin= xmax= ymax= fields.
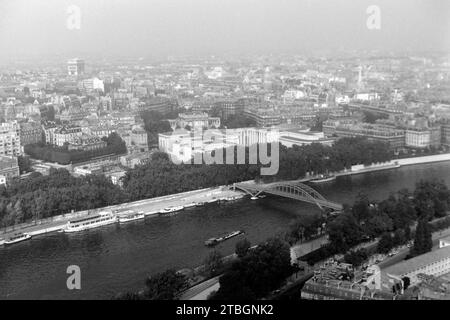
xmin=179 ymin=276 xmax=221 ymax=300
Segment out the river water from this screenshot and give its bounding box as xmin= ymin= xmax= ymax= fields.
xmin=1 ymin=161 xmax=450 ymax=299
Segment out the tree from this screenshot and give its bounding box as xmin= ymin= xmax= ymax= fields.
xmin=144 ymin=269 xmax=187 ymax=300
xmin=327 ymin=212 xmax=363 ymax=253
xmin=402 ymin=277 xmax=411 ymax=290
xmin=18 ymin=156 xmax=33 ymax=174
xmin=203 ymin=250 xmax=224 ymax=277
xmin=393 ymin=229 xmax=407 ymax=246
xmin=235 ymin=238 xmax=251 ymax=258
xmin=414 ymin=180 xmax=450 ymax=220
xmin=411 ymin=218 xmax=432 ymax=257
xmin=344 ymin=249 xmax=368 ymax=268
xmin=213 ymin=237 xmax=292 ymax=300
xmin=377 ymin=232 xmax=394 ymax=254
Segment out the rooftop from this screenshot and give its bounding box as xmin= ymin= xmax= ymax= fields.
xmin=383 ymin=246 xmax=450 ymax=276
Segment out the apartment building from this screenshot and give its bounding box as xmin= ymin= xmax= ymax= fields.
xmin=0 ymin=121 xmax=22 ymax=156
xmin=20 ymin=121 xmax=43 ymax=146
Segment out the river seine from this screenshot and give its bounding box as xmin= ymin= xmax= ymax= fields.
xmin=1 ymin=161 xmax=450 ymax=299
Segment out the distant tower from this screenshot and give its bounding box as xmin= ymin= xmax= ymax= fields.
xmin=357 ymin=66 xmax=363 ymax=89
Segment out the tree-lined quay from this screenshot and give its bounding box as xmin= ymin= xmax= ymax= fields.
xmin=0 ymin=137 xmax=391 ymax=228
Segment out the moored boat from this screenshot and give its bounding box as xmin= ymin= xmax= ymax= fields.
xmin=64 ymin=211 xmax=117 ymax=233
xmin=195 ymin=202 xmax=206 ymax=207
xmin=159 ymin=205 xmax=184 ymax=215
xmin=207 ymin=197 xmax=219 ymax=204
xmin=4 ymin=233 xmax=32 ymax=245
xmin=309 ymin=174 xmax=336 ymax=183
xmin=183 ymin=202 xmax=197 ymax=208
xmin=144 ymin=210 xmax=160 ymax=216
xmin=118 ymin=212 xmax=145 ymax=223
xmin=205 ymin=230 xmax=244 ymax=247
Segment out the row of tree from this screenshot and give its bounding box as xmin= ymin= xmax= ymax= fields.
xmin=0 ymin=168 xmax=127 ymax=228
xmin=302 ymin=180 xmax=450 ymax=266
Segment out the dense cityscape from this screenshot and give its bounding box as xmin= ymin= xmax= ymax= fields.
xmin=1 ymin=0 xmax=450 ymax=308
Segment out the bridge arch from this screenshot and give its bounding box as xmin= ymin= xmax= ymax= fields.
xmin=232 ymin=181 xmax=342 ymax=211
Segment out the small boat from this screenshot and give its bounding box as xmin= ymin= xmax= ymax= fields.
xmin=195 ymin=202 xmax=206 ymax=207
xmin=159 ymin=205 xmax=184 ymax=215
xmin=205 ymin=230 xmax=244 ymax=247
xmin=4 ymin=233 xmax=32 ymax=245
xmin=309 ymin=174 xmax=336 ymax=183
xmin=207 ymin=197 xmax=219 ymax=204
xmin=118 ymin=212 xmax=145 ymax=223
xmin=184 ymin=203 xmax=197 ymax=208
xmin=251 ymin=196 xmax=259 ymax=200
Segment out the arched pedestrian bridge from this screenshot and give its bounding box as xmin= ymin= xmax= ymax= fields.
xmin=232 ymin=181 xmax=343 ymax=211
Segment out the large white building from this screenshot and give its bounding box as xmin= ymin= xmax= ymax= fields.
xmin=167 ymin=112 xmax=220 ymax=130
xmin=50 ymin=126 xmax=83 ymax=147
xmin=405 ymin=129 xmax=431 ymax=149
xmin=158 ymin=127 xmax=334 ymax=163
xmin=158 ymin=128 xmax=279 ymax=163
xmin=278 ymin=129 xmax=334 ymax=147
xmin=0 ymin=121 xmax=22 ymax=156
xmin=79 ymin=77 xmax=104 ymax=92
xmin=383 ymin=245 xmax=450 ymax=285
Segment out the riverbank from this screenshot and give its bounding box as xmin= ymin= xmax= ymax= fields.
xmin=3 ymin=153 xmax=450 ymax=244
xmin=0 ymin=186 xmax=244 ymax=241
xmin=301 ymin=152 xmax=450 ymax=183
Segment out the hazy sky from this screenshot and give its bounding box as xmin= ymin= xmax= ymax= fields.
xmin=0 ymin=0 xmax=449 ymax=59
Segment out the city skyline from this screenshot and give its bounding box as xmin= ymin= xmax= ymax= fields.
xmin=0 ymin=0 xmax=449 ymax=61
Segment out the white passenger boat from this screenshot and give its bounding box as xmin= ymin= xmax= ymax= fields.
xmin=64 ymin=211 xmax=117 ymax=233
xmin=184 ymin=202 xmax=197 ymax=208
xmin=159 ymin=205 xmax=184 ymax=215
xmin=195 ymin=202 xmax=206 ymax=207
xmin=4 ymin=233 xmax=32 ymax=245
xmin=251 ymin=196 xmax=259 ymax=200
xmin=118 ymin=212 xmax=145 ymax=223
xmin=207 ymin=197 xmax=219 ymax=204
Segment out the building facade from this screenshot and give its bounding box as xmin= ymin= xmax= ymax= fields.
xmin=20 ymin=121 xmax=43 ymax=146
xmin=67 ymin=58 xmax=85 ymax=76
xmin=0 ymin=155 xmax=20 ymax=181
xmin=0 ymin=121 xmax=22 ymax=156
